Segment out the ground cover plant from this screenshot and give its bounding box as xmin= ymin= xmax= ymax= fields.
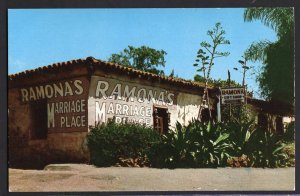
xmin=224 ymin=118 xmax=290 ymax=168
xmin=148 ymin=120 xmax=232 ymax=168
xmin=87 ymin=119 xmax=294 ymax=168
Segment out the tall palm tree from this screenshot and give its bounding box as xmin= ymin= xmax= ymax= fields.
xmin=244 ymin=8 xmax=294 ymax=106
xmin=244 ymin=8 xmax=294 ymax=38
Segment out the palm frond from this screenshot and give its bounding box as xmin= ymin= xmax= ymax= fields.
xmin=244 ymin=40 xmax=271 ymax=62
xmin=244 ymin=8 xmax=294 ymax=37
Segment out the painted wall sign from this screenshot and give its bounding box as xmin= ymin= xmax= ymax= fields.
xmin=88 ymin=76 xmax=177 ymax=127
xmin=95 ymin=101 xmax=152 ymax=125
xmin=19 ymin=78 xmax=88 ymax=132
xmin=220 ymin=87 xmax=245 ymax=105
xmin=94 ymin=80 xmax=175 ymax=105
xmin=47 ymin=99 xmax=86 ymax=129
xmin=20 ymin=80 xmax=84 ymax=102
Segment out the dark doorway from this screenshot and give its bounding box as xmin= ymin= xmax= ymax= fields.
xmin=201 ymin=108 xmax=210 ymax=123
xmin=30 ymin=99 xmax=48 ymax=140
xmin=258 ymin=113 xmax=268 ymax=131
xmin=276 ymin=116 xmax=284 ymax=134
xmin=153 ymin=106 xmax=169 ymax=134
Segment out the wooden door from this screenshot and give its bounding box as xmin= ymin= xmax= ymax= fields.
xmin=153 ymin=107 xmax=169 ymax=134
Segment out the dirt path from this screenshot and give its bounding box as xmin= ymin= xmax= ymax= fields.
xmin=9 ymin=164 xmax=295 ymax=192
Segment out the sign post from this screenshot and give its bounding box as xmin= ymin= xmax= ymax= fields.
xmin=217 ymin=88 xmax=221 ymax=122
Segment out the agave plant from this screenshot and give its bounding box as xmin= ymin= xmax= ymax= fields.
xmin=222 ymin=119 xmax=289 ymax=168
xmin=223 ymin=119 xmax=256 ymax=158
xmin=149 ymin=120 xmax=233 ymax=168
xmin=148 ymin=122 xmax=196 ymax=168
xmin=247 ymin=129 xmax=288 ymax=168
xmin=186 ymin=120 xmax=232 ymax=168
xmin=149 ymin=119 xmax=289 ymax=168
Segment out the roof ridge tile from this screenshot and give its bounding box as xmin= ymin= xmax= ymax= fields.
xmin=8 ymin=56 xmax=213 ymax=90
xmin=8 ymin=58 xmax=85 ymax=79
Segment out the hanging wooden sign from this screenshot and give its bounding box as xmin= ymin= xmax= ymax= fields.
xmin=220 ymin=87 xmax=246 ymax=105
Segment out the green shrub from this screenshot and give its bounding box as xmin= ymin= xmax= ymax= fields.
xmin=87 ymin=122 xmax=160 ymax=167
xmin=148 ymin=120 xmax=232 ymax=168
xmin=221 ymin=104 xmax=257 ymax=123
xmin=87 ymin=118 xmax=291 ymax=168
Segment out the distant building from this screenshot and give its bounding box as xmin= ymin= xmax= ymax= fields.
xmin=247 ymin=98 xmax=294 ymax=133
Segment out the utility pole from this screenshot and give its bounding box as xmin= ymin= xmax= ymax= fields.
xmin=217 ymin=87 xmax=221 ymax=122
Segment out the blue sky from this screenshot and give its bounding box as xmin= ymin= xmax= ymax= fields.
xmin=8 ymin=8 xmax=278 ymax=98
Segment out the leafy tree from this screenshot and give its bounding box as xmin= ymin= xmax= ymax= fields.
xmin=108 ymin=45 xmax=167 ymax=75
xmin=244 ymin=8 xmax=294 ymax=106
xmin=194 ymin=74 xmax=242 ymax=88
xmin=193 ymin=22 xmax=230 ymax=120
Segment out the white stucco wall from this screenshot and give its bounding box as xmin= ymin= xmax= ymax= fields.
xmin=173 ymin=93 xmax=202 ymax=127
xmin=88 ymin=75 xmax=206 ymax=129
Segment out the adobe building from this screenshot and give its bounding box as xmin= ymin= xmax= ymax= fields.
xmin=8 ymin=57 xmax=219 ymax=168
xmin=247 ymin=98 xmax=294 ymax=133
xmin=8 ymin=57 xmax=294 ymax=168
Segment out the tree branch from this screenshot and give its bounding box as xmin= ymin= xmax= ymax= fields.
xmin=203 ymin=46 xmax=213 ymax=55
xmin=214 ymin=55 xmax=226 ymax=58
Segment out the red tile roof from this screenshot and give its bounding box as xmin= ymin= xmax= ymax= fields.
xmin=8 ymin=56 xmax=214 ymax=91
xmin=8 ymin=58 xmax=85 ymax=80
xmin=247 ymin=98 xmax=294 ymax=116
xmin=8 ymin=57 xmax=294 ymax=115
